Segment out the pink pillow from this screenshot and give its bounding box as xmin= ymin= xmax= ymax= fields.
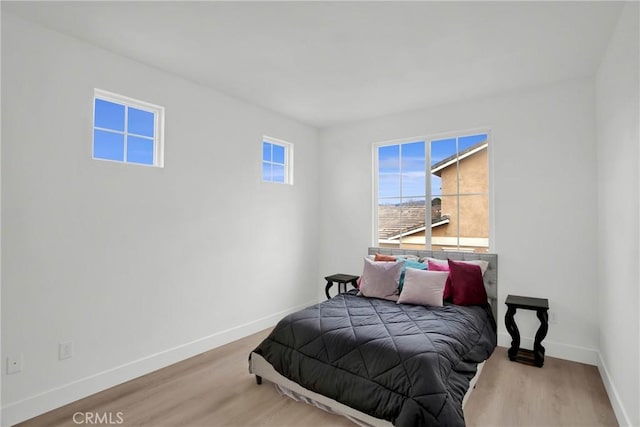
xmin=425 ymin=257 xmax=489 ymax=275
xmin=447 ymin=259 xmax=488 ymax=306
xmin=359 ymin=258 xmax=402 ymax=301
xmin=427 ymin=259 xmax=453 ymax=300
xmin=397 ymin=269 xmax=449 ymax=307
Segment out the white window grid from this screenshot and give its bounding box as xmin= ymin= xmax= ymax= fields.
xmin=372 ymin=128 xmax=492 ymax=251
xmin=262 ymin=136 xmax=294 ymax=185
xmin=93 ymin=88 xmax=165 ymax=167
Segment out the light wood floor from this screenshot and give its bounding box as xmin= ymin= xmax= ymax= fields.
xmin=19 ymin=329 xmax=617 ymax=427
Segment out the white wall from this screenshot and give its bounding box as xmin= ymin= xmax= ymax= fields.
xmin=595 ymin=3 xmax=640 ymax=426
xmin=319 ymin=77 xmax=600 ymax=365
xmin=1 ymin=14 xmax=320 ymax=425
xmin=0 ymin=5 xmax=3 ymax=424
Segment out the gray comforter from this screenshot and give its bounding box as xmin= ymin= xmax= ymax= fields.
xmin=252 ymin=292 xmax=496 ymax=426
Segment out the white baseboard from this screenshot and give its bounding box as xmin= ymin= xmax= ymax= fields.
xmin=497 ymin=332 xmax=599 ymax=366
xmin=597 ymin=352 xmax=633 ymax=427
xmin=1 ymin=300 xmax=318 ymax=427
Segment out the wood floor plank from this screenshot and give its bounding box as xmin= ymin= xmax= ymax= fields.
xmin=18 ymin=330 xmax=617 ymax=427
xmin=464 ymin=347 xmax=617 ymax=427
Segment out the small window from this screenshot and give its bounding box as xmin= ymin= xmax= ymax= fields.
xmin=262 ymin=137 xmax=293 ymax=184
xmin=93 ymin=89 xmax=164 ymax=167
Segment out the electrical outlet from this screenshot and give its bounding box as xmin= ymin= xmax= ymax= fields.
xmin=7 ymin=355 xmax=23 ymax=374
xmin=59 ymin=342 xmax=74 ymax=360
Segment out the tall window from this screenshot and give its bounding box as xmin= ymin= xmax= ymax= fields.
xmin=93 ymin=89 xmax=164 ymax=167
xmin=375 ymin=131 xmax=490 ymax=252
xmin=262 ymin=137 xmax=293 ymax=184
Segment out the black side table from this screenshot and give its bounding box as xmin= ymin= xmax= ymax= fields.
xmin=505 ymin=294 xmax=549 ymax=367
xmin=324 ymin=274 xmax=359 ymax=299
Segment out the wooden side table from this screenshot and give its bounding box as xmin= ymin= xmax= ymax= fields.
xmin=324 ymin=274 xmax=359 ymax=299
xmin=505 ymin=294 xmax=549 ymax=367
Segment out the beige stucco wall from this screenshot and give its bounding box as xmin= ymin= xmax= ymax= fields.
xmin=433 ymin=147 xmax=489 ymax=241
xmin=380 ymin=146 xmax=489 ymax=252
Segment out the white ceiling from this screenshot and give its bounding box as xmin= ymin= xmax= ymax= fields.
xmin=2 ymin=1 xmax=623 ymax=128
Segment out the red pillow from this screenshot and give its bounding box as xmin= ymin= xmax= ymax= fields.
xmin=427 ymin=260 xmax=452 ymax=300
xmin=447 ymin=259 xmax=487 ymax=306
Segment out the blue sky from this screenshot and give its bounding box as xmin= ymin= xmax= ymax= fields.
xmin=93 ymin=98 xmax=155 ymax=165
xmin=378 ymin=133 xmax=487 ymax=203
xmin=262 ymin=142 xmax=286 ymax=183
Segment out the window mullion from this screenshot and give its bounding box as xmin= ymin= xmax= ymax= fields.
xmin=398 ymin=144 xmax=403 ymax=247
xmin=94 ymin=126 xmax=124 ymax=135
xmin=128 ymin=132 xmax=153 ymax=140
xmin=270 ymin=143 xmax=274 ymax=181
xmin=425 ymin=141 xmax=432 ymax=250
xmin=123 ymin=106 xmax=129 ymax=162
xmin=455 ymin=137 xmax=461 ymax=250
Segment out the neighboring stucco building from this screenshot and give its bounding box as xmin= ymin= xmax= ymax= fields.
xmin=378 ymin=140 xmax=489 ymax=252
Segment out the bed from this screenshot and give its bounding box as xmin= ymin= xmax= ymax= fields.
xmin=249 ymin=247 xmax=498 ymax=427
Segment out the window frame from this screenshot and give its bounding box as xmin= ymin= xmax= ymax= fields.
xmin=372 ymin=128 xmax=493 ymax=252
xmin=92 ymin=88 xmax=165 ymax=167
xmin=262 ymin=136 xmax=294 ymax=185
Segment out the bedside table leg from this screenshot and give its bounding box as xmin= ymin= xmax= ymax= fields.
xmin=324 ymin=280 xmax=333 ymax=299
xmin=505 ymin=306 xmax=520 ymax=361
xmin=534 ymin=309 xmax=549 ymax=367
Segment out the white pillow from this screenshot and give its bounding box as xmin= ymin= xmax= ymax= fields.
xmin=397 ymin=269 xmax=450 ymax=307
xmin=359 ymin=258 xmax=402 ymax=301
xmin=424 ymin=257 xmax=489 ymax=275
